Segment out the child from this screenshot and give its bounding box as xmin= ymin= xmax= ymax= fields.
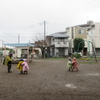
xmin=22 ymin=59 xmax=29 ymax=74
xmin=3 ymin=54 xmax=13 ymax=73
xmin=17 ymin=59 xmax=23 ymax=74
xmin=67 ymin=57 xmax=73 ymax=71
xmin=72 ymin=58 xmax=79 ymax=71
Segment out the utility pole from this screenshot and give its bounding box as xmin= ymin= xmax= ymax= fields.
xmin=39 ymin=21 xmax=46 ymax=40
xmin=39 ymin=21 xmax=47 ymax=58
xmin=44 ymin=21 xmax=46 ymax=40
xmin=44 ymin=21 xmax=46 ymax=58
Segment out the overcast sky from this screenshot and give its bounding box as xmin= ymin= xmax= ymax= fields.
xmin=0 ymin=0 xmax=100 ymax=47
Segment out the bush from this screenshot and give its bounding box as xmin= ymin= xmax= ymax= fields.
xmin=73 ymin=53 xmax=81 ymax=58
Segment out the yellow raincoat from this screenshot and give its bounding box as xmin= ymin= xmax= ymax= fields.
xmin=17 ymin=61 xmax=23 ymax=71
xmin=4 ymin=56 xmax=12 ymax=65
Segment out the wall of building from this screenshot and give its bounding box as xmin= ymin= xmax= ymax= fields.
xmin=93 ymin=22 xmax=100 ymax=48
xmin=75 ymin=27 xmax=87 ymax=39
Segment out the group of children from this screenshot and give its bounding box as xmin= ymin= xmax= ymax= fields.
xmin=17 ymin=59 xmax=29 ymax=74
xmin=3 ymin=53 xmax=29 ymax=74
xmin=3 ymin=53 xmax=78 ymax=74
xmin=67 ymin=57 xmax=79 ymax=71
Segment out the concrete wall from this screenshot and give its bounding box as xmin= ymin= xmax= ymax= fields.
xmin=75 ymin=27 xmax=87 ymax=39
xmin=93 ymin=22 xmax=100 ymax=48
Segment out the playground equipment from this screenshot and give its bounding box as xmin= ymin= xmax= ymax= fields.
xmin=77 ymin=40 xmax=97 ymax=62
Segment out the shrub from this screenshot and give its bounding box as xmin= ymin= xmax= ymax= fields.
xmin=73 ymin=53 xmax=81 ymax=58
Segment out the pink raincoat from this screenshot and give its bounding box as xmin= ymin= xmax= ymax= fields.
xmin=72 ymin=59 xmax=79 ymax=69
xmin=22 ymin=59 xmax=29 ymax=71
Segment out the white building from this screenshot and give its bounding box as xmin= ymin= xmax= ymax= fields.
xmin=3 ymin=43 xmax=34 ymax=58
xmin=46 ymin=32 xmax=69 ymax=57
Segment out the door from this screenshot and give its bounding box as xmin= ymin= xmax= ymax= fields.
xmin=58 ymin=48 xmax=65 ymax=57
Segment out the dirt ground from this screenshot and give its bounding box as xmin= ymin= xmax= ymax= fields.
xmin=0 ymin=59 xmax=100 ymax=100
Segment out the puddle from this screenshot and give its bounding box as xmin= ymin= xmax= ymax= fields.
xmin=65 ymin=84 xmax=77 ymax=88
xmin=86 ymin=73 xmax=99 ymax=76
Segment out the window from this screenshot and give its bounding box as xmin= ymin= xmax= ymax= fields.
xmin=79 ymin=30 xmax=84 ymax=34
xmin=58 ymin=39 xmax=60 ymax=44
xmin=64 ymin=39 xmax=67 ymax=44
xmin=52 ymin=38 xmax=54 ymax=41
xmin=61 ymin=39 xmax=64 ymax=42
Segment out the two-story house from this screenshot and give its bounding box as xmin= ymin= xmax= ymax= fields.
xmin=46 ymin=32 xmax=69 ymax=57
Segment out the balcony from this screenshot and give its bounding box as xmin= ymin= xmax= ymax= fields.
xmin=51 ymin=42 xmax=69 ymax=47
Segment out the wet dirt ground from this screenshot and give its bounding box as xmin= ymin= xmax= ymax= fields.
xmin=0 ymin=59 xmax=100 ymax=100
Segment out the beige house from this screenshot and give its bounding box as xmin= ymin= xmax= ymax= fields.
xmin=61 ymin=20 xmax=100 ymax=56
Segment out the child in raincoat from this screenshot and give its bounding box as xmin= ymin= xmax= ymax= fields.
xmin=67 ymin=58 xmax=73 ymax=71
xmin=22 ymin=59 xmax=29 ymax=74
xmin=3 ymin=54 xmax=13 ymax=73
xmin=72 ymin=58 xmax=79 ymax=71
xmin=17 ymin=59 xmax=23 ymax=74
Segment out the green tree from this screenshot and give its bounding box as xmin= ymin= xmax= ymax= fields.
xmin=73 ymin=38 xmax=85 ymax=52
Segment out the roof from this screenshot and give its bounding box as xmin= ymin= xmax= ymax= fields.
xmin=66 ymin=20 xmax=95 ymax=29
xmin=4 ymin=43 xmax=35 ymax=47
xmin=47 ymin=33 xmax=69 ymax=38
